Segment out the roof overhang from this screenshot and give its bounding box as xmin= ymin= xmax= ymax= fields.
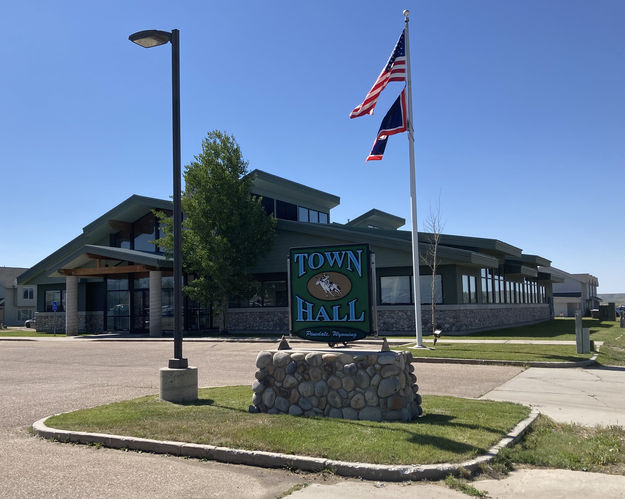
xmin=50 ymin=245 xmax=172 ymax=278
xmin=249 ymin=170 xmax=340 ymax=213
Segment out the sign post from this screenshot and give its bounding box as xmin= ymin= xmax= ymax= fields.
xmin=289 ymin=244 xmax=374 ymax=344
xmin=52 ymin=301 xmax=57 ymax=336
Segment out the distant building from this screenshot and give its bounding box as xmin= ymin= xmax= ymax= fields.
xmin=541 ymin=266 xmax=600 ymax=316
xmin=19 ymin=170 xmax=561 ymax=336
xmin=0 ymin=267 xmax=36 ymax=326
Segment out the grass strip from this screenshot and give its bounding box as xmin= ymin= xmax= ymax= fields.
xmin=392 ymin=318 xmax=619 ymax=342
xmin=394 ymin=343 xmax=593 ymax=363
xmin=495 ymin=415 xmax=625 ymax=474
xmin=45 ymin=386 xmax=529 ymax=466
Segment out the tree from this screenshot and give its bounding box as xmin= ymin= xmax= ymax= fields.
xmin=421 ymin=198 xmax=444 ymax=335
xmin=157 ymin=130 xmax=276 ymax=332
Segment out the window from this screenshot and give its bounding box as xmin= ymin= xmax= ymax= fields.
xmin=381 ymin=276 xmax=411 ymax=304
xmin=23 ymin=287 xmax=34 ymax=300
xmin=133 ymin=213 xmax=158 ymax=252
xmin=18 ymin=309 xmax=33 ymax=321
xmin=481 ymin=269 xmax=491 ymax=304
xmin=420 ymin=275 xmax=442 ymax=304
xmin=297 ymin=206 xmax=328 ymax=224
xmin=462 ymin=275 xmax=477 ymax=304
xmin=298 ymin=206 xmax=309 ymax=222
xmin=45 ymin=290 xmax=65 ymax=312
xmin=252 ymin=193 xmax=275 ymax=216
xmin=275 ymin=200 xmax=297 ymax=221
xmin=230 ymin=279 xmax=288 ymax=308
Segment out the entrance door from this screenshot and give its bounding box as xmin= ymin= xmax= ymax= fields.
xmin=132 ymin=290 xmax=149 ymax=333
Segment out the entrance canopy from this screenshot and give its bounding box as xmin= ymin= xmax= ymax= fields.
xmin=49 ymin=245 xmax=172 ymax=278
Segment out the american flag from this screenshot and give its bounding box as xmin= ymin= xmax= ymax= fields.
xmin=350 ymin=30 xmax=406 ymax=119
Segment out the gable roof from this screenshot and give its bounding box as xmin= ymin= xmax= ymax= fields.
xmin=18 ymin=195 xmax=170 ymax=285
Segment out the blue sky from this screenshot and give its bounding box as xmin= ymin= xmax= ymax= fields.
xmin=1 ymin=1 xmax=623 ymax=292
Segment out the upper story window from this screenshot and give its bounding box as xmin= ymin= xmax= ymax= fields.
xmin=23 ymin=287 xmax=34 ymax=300
xmin=110 ymin=211 xmax=170 ymax=253
xmin=252 ymin=192 xmax=329 ymax=224
xmin=297 ymin=206 xmax=329 ymax=224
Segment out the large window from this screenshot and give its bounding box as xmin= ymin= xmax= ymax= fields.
xmin=231 ymin=278 xmax=288 ymax=308
xmin=45 ymin=290 xmax=65 ymax=312
xmin=381 ymin=276 xmax=411 ymax=305
xmin=462 ymin=275 xmax=477 ymax=304
xmin=380 ymin=275 xmax=442 ymax=305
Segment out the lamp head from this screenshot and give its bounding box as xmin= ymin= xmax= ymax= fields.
xmin=129 ymin=30 xmax=172 ymax=48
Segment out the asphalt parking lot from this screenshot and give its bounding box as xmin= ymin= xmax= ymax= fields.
xmin=0 ymin=338 xmax=524 ymax=498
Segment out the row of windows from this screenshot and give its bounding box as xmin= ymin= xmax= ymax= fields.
xmin=251 ymin=193 xmax=329 ymax=225
xmin=44 ymin=272 xmax=547 ymax=313
xmin=110 ymin=212 xmax=170 ymax=253
xmin=462 ymin=270 xmax=547 ymax=305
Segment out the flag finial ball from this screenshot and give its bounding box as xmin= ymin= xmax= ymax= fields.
xmin=403 ymin=9 xmax=410 ymax=17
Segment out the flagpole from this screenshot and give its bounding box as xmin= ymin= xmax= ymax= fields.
xmin=403 ymin=10 xmax=424 ymax=348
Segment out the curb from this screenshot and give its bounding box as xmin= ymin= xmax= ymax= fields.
xmin=32 ymin=408 xmax=539 ymax=482
xmin=410 ymin=354 xmax=598 ymax=369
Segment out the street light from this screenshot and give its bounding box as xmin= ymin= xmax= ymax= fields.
xmin=129 ymin=29 xmax=187 ymax=370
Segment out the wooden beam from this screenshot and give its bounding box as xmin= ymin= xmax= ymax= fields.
xmin=60 ymin=264 xmax=157 ymax=277
xmin=86 ymin=253 xmax=121 ymax=262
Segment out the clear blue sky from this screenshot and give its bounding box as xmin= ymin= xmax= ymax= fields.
xmin=1 ymin=1 xmax=623 ymax=292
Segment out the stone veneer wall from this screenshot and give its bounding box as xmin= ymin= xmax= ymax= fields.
xmin=226 ymin=304 xmax=550 ymax=335
xmin=251 ymin=349 xmax=421 ymax=422
xmin=35 ymin=312 xmax=104 ymax=333
xmin=227 ymin=308 xmax=289 ymax=332
xmin=378 ymin=304 xmax=551 ymax=334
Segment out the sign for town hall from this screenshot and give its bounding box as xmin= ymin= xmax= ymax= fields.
xmin=288 ymin=244 xmax=373 ymax=343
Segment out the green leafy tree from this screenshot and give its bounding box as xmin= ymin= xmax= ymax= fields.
xmin=157 ymin=130 xmax=276 ymax=332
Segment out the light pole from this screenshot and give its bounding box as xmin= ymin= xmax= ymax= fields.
xmin=129 ymin=29 xmax=187 ymax=370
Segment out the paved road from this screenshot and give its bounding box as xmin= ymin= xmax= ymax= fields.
xmin=481 ymin=365 xmax=625 ymax=426
xmin=0 ymin=339 xmax=523 ymax=498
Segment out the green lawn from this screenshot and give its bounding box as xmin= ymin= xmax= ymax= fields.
xmin=0 ymin=329 xmax=65 ymax=337
xmin=45 ymin=385 xmax=530 ymax=466
xmin=391 ymin=318 xmax=618 ymax=342
xmin=495 ymin=415 xmax=625 ymax=474
xmin=392 ymin=319 xmax=625 ymax=365
xmin=394 ymin=343 xmax=593 ymax=363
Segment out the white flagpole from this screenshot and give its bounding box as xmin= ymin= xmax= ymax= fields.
xmin=403 ymin=10 xmax=424 ymax=347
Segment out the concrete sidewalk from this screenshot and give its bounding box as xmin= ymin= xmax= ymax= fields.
xmin=482 ymin=365 xmax=625 ymax=427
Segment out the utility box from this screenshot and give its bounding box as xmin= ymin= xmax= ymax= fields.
xmin=575 ymin=312 xmax=590 ymax=354
xmin=576 ymin=327 xmax=591 ymax=354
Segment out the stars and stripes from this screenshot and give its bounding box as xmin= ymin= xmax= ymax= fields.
xmin=366 ymin=89 xmax=407 ymax=161
xmin=349 ymin=30 xmax=406 ymax=119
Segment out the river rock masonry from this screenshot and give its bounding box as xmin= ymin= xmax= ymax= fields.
xmin=250 ymin=349 xmax=422 ymax=422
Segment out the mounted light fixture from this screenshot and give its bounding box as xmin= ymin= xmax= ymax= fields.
xmin=129 ymin=30 xmax=172 ymax=48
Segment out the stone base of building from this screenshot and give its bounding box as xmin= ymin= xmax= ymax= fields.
xmin=378 ymin=304 xmax=551 ymax=334
xmin=226 ymin=304 xmax=551 ymax=336
xmin=251 ymin=349 xmax=421 ymax=422
xmin=35 ymin=312 xmax=104 ymax=334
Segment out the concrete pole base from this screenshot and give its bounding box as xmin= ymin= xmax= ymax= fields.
xmin=159 ymin=366 xmax=198 ymax=403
